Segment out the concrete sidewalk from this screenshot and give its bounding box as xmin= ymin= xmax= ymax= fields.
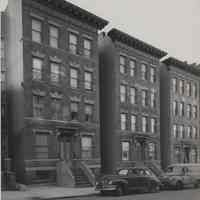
xmin=2 ymin=186 xmax=98 ymax=200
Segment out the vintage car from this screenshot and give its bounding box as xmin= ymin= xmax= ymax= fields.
xmin=160 ymin=164 xmax=200 ymax=190
xmin=95 ymin=167 xmax=161 ymax=196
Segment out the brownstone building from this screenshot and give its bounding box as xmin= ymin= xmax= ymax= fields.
xmin=5 ymin=0 xmax=108 ymax=185
xmin=160 ymin=57 xmax=200 ymax=169
xmin=99 ymin=29 xmax=167 ymax=174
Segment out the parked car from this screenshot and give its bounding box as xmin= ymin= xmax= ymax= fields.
xmin=160 ymin=164 xmax=200 ymax=190
xmin=95 ymin=167 xmax=161 ymax=196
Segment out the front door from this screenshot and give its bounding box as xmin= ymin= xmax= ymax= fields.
xmin=59 ymin=137 xmax=72 ymax=162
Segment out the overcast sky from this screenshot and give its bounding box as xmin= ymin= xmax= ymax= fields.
xmin=67 ymin=0 xmax=200 ymax=64
xmin=0 ymin=0 xmax=199 ymax=64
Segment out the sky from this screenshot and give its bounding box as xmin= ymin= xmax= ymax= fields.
xmin=0 ymin=0 xmax=199 ymax=64
xmin=66 ymin=0 xmax=200 ymax=64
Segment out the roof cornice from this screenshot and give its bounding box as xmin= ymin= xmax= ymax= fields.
xmin=108 ymin=28 xmax=167 ymax=59
xmin=163 ymin=57 xmax=200 ymax=76
xmin=32 ymin=0 xmax=108 ymax=30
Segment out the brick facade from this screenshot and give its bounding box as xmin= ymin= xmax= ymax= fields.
xmin=6 ymin=0 xmax=107 ymax=184
xmin=99 ymin=29 xmax=167 ymax=173
xmin=160 ymin=58 xmax=200 ymax=169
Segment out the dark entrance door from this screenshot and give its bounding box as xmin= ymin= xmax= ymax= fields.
xmin=59 ymin=136 xmax=72 ymax=162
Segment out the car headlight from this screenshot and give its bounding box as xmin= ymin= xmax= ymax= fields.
xmin=108 ymin=180 xmax=113 ymax=185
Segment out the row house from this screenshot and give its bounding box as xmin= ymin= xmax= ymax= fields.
xmin=160 ymin=57 xmax=200 ymax=169
xmin=5 ymin=0 xmax=107 ymax=185
xmin=98 ymin=29 xmax=167 ymax=173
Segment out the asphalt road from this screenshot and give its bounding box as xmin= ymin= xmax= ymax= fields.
xmin=62 ymin=188 xmax=200 ymax=200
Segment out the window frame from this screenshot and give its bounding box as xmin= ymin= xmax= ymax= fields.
xmin=49 ymin=25 xmax=59 ymax=48
xmin=32 ymin=18 xmax=42 ymax=43
xmin=32 ymin=57 xmax=43 ymax=81
xmin=69 ymin=32 xmax=78 ymax=54
xmin=70 ymin=67 xmax=78 ymax=89
xmin=84 ymin=71 xmax=93 ymax=90
xmin=83 ymin=38 xmax=92 ymax=58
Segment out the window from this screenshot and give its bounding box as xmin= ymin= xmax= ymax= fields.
xmin=81 ymin=136 xmax=92 ymax=159
xmin=69 ymin=33 xmax=78 ymax=54
xmin=186 ymin=104 xmax=192 ymax=119
xmin=186 ymin=82 xmax=191 ymax=96
xmin=186 ymin=126 xmax=192 ymax=138
xmin=192 ymin=105 xmax=197 ymax=119
xmin=150 ymin=118 xmax=156 ymax=133
xmin=174 ymin=146 xmax=181 ymax=163
xmin=50 ymin=62 xmax=60 ymax=83
xmin=70 ymin=101 xmax=78 ymax=120
xmin=179 ymin=102 xmax=184 ymax=116
xmin=32 ymin=19 xmax=42 ymax=43
xmin=70 ymin=68 xmax=78 ymax=88
xmin=130 ymin=87 xmax=136 ymax=104
xmin=173 ymin=124 xmax=178 ymax=138
xmin=120 ymin=56 xmax=126 ymax=74
xmin=172 ymin=78 xmax=177 ymax=93
xmin=32 ymin=57 xmax=42 ymax=80
xmin=120 ymin=113 xmax=126 ymax=130
xmin=33 ymin=95 xmax=44 ymax=118
xmin=83 ymin=38 xmax=92 ymax=58
xmin=85 ymin=104 xmax=93 ymax=122
xmin=141 ymin=63 xmax=147 ymax=80
xmin=150 ymin=67 xmax=156 ymax=83
xmin=142 ymin=116 xmax=148 ymax=133
xmin=150 ymin=90 xmax=156 ymax=108
xmin=191 ymin=148 xmax=197 ymax=163
xmin=120 ymin=85 xmax=126 ymax=103
xmin=51 ymin=98 xmax=61 ymax=120
xmin=35 ymin=133 xmax=48 ymax=159
xmin=179 ymin=125 xmax=184 ymax=138
xmin=172 ymin=101 xmax=178 ymax=116
xmin=141 ymin=90 xmax=148 ymax=107
xmin=192 ymin=127 xmax=197 ymax=139
xmin=148 ymin=143 xmax=156 ymax=160
xmin=192 ymin=83 xmax=197 ymax=98
xmin=49 ymin=25 xmax=59 ymax=48
xmin=121 ymin=141 xmax=130 ymax=161
xmin=131 ymin=115 xmax=136 ymax=131
xmin=130 ymin=60 xmax=136 ymax=76
xmin=84 ymin=71 xmax=92 ymax=90
xmin=179 ymin=80 xmax=184 ymax=95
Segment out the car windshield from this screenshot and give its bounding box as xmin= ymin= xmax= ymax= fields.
xmin=118 ymin=169 xmax=128 ymax=175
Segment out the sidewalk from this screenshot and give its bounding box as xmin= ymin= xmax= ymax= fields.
xmin=2 ymin=186 xmax=98 ymax=200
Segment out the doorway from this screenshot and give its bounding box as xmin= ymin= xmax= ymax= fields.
xmin=59 ymin=136 xmax=73 ymax=162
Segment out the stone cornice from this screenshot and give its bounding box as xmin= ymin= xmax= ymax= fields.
xmin=31 ymin=0 xmax=108 ymax=30
xmin=163 ymin=57 xmax=200 ymax=76
xmin=108 ymin=29 xmax=167 ymax=59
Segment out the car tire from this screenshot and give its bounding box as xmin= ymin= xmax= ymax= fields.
xmin=175 ymin=181 xmax=183 ymax=190
xmin=148 ymin=182 xmax=160 ymax=193
xmin=194 ymin=180 xmax=200 ymax=188
xmin=100 ymin=191 xmax=107 ymax=195
xmin=115 ymin=185 xmax=124 ymax=196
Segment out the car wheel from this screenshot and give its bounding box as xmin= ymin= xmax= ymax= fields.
xmin=148 ymin=182 xmax=160 ymax=193
xmin=100 ymin=191 xmax=107 ymax=195
xmin=175 ymin=181 xmax=183 ymax=190
xmin=115 ymin=185 xmax=124 ymax=196
xmin=194 ymin=180 xmax=200 ymax=188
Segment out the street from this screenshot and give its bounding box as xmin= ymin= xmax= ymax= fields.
xmin=62 ymin=188 xmax=200 ymax=200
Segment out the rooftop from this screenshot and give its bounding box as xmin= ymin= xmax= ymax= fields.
xmin=108 ymin=28 xmax=167 ymax=59
xmin=163 ymin=57 xmax=200 ymax=76
xmin=32 ymin=0 xmax=108 ymax=30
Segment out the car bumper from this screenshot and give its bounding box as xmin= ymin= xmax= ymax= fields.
xmin=161 ymin=181 xmax=176 ymax=189
xmin=95 ymin=184 xmax=117 ymax=191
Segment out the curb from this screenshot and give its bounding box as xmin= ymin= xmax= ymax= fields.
xmin=31 ymin=192 xmax=99 ymax=200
